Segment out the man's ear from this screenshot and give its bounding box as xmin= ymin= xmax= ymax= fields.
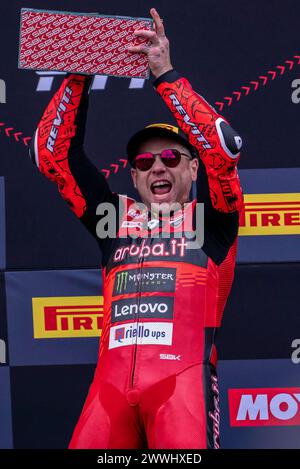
xmin=131 ymin=168 xmax=137 ymax=188
xmin=190 ymin=157 xmax=199 ymax=182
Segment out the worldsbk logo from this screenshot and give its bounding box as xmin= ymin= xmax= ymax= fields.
xmin=229 ymin=388 xmax=300 ymax=427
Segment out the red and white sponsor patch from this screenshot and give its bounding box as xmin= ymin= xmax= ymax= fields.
xmin=229 ymin=387 xmax=300 ymax=426
xmin=19 ymin=9 xmax=152 ymax=78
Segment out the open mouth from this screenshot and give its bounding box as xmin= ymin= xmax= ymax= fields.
xmin=150 ymin=180 xmax=172 ymax=195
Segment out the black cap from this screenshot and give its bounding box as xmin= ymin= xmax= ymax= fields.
xmin=126 ymin=123 xmax=198 ymax=167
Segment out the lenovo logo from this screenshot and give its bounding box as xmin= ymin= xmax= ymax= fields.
xmin=229 ymin=388 xmax=300 ymax=427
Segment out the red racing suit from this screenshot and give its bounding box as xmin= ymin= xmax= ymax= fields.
xmin=30 ymin=70 xmax=243 ymax=449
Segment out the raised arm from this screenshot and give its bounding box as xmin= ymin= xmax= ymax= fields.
xmin=129 ymin=8 xmax=243 ymax=214
xmin=30 ymin=73 xmax=120 ymax=249
xmin=129 ymin=8 xmax=244 ymax=264
xmin=154 ymin=71 xmax=243 ymax=213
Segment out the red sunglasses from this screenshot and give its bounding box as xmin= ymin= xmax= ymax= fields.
xmin=133 ymin=149 xmax=192 ymax=171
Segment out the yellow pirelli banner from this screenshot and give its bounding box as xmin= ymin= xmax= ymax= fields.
xmin=239 ymin=193 xmax=300 ymax=236
xmin=32 ymin=296 xmax=104 ymax=339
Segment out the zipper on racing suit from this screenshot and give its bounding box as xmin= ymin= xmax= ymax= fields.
xmin=130 ymin=254 xmax=145 ymax=388
xmin=129 ymin=210 xmax=159 ymax=389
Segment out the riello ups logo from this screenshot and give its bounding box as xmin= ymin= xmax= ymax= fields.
xmin=239 ymin=193 xmax=300 ymax=235
xmin=32 ymin=296 xmax=104 ymax=338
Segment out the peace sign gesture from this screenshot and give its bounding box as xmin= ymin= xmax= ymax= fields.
xmin=128 ymin=8 xmax=173 ymax=78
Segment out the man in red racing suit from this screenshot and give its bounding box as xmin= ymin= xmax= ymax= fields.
xmin=30 ymin=9 xmax=243 ymax=449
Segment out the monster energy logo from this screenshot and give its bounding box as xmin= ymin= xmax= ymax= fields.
xmin=113 ymin=267 xmax=176 ymax=296
xmin=115 ymin=271 xmax=128 ymax=293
